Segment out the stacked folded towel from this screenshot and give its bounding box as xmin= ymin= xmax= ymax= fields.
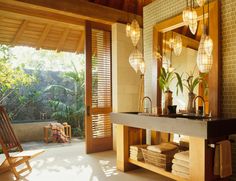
xmin=129 ymin=145 xmax=148 ymax=161
xmin=147 ymin=142 xmax=178 ymax=153
xmin=172 ymin=151 xmax=190 ymax=179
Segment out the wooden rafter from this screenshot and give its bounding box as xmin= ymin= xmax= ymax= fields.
xmin=4 ymin=0 xmax=142 ymax=25
xmin=36 ymin=24 xmax=51 ymax=50
xmin=12 ymin=19 xmax=28 ymax=45
xmin=0 ymin=1 xmax=84 ymax=30
xmin=76 ymin=31 xmax=85 ymax=54
xmin=56 ymin=28 xmax=70 ymax=52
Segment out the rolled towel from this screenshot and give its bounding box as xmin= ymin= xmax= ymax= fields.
xmin=172 ymin=170 xmax=190 ymax=179
xmin=174 ymin=151 xmax=189 ymax=162
xmin=147 ymin=143 xmax=178 ymax=153
xmin=172 ymin=164 xmax=189 ymax=174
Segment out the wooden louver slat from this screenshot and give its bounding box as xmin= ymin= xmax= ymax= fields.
xmin=91 ymin=28 xmax=112 ymax=139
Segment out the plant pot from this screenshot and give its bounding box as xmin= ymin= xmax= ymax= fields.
xmin=163 ymin=91 xmax=173 ymax=115
xmin=187 ymin=92 xmax=196 ymax=113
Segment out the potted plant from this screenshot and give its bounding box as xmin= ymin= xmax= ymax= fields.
xmin=158 ymin=67 xmax=183 ymax=114
xmin=182 ymin=71 xmax=208 ymax=113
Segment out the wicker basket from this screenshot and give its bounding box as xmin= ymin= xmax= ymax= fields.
xmin=141 ymin=148 xmax=178 ymax=171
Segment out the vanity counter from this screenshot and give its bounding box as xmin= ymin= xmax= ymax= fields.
xmin=110 ymin=112 xmax=236 ymax=139
xmin=111 ymin=112 xmax=235 ymax=181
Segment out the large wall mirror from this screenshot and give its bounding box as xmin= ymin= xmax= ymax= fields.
xmin=153 ymin=0 xmax=220 ymax=116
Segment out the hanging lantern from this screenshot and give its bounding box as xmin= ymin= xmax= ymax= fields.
xmin=162 ymin=55 xmax=170 ymax=71
xmin=182 ymin=8 xmax=191 ymax=24
xmin=196 ymin=0 xmax=206 ymax=7
xmin=188 ymin=10 xmax=198 ymax=35
xmin=197 ymin=34 xmax=213 ymax=73
xmin=204 ymin=36 xmax=213 ymax=56
xmin=130 ymin=19 xmax=141 ymax=46
xmin=129 ymin=48 xmax=143 ymax=72
xmin=169 ymin=38 xmax=175 ymax=49
xmin=126 ymin=23 xmax=131 ymax=37
xmin=173 ymin=35 xmax=182 ymax=56
xmin=139 ymin=61 xmax=145 ymax=74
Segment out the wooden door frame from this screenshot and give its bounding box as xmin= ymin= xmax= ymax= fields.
xmin=84 ymin=21 xmax=112 ymax=153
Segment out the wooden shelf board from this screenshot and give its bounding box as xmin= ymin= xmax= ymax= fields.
xmin=128 ymin=158 xmax=189 ymax=181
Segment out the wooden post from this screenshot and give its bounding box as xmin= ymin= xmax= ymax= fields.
xmin=189 ymin=136 xmax=206 ymax=181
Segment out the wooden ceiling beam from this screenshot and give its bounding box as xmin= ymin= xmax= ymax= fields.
xmin=36 ymin=24 xmax=51 ymax=49
xmin=0 ymin=1 xmax=84 ymax=30
xmin=56 ymin=28 xmax=70 ymax=52
xmin=12 ymin=20 xmax=28 ymax=45
xmin=6 ymin=0 xmax=142 ymax=25
xmin=76 ymin=32 xmax=85 ymax=54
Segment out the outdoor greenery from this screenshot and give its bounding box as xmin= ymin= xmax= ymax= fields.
xmin=0 ymin=45 xmax=85 ymax=138
xmin=45 ymin=62 xmax=85 ymax=137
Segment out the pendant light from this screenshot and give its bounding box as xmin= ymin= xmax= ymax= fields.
xmin=203 ymin=0 xmax=213 ymax=56
xmin=173 ymin=34 xmax=182 ymax=56
xmin=130 ymin=19 xmax=141 ymax=46
xmin=188 ymin=0 xmax=198 ymax=35
xmin=183 ymin=0 xmax=191 ymax=24
xmin=126 ymin=23 xmax=131 ymax=37
xmin=129 ymin=47 xmax=143 ymax=73
xmin=196 ymin=0 xmax=206 ymax=7
xmin=162 ymin=33 xmax=170 ymax=71
xmin=196 ymin=3 xmax=213 ymax=73
xmin=182 ymin=0 xmax=198 ymax=35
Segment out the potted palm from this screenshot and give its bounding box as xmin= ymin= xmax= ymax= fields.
xmin=182 ymin=72 xmax=208 ymax=113
xmin=158 ymin=67 xmax=183 ymax=114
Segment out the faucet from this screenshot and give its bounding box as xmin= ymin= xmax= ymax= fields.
xmin=193 ymin=96 xmax=205 ymax=116
xmin=142 ymin=96 xmax=152 ymax=113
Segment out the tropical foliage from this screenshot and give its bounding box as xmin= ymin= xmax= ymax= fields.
xmin=158 ymin=67 xmax=183 ymax=95
xmin=0 ymin=45 xmax=37 ymax=118
xmin=45 ymin=61 xmax=85 ymax=137
xmin=181 ymin=69 xmax=208 ymax=94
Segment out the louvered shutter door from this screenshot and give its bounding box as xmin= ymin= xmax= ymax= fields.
xmin=85 ymin=22 xmax=112 ymax=153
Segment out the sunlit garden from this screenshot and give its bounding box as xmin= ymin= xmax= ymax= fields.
xmin=0 ymin=45 xmax=85 ymax=138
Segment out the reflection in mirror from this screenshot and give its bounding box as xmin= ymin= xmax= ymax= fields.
xmin=161 ymin=23 xmax=208 ymax=113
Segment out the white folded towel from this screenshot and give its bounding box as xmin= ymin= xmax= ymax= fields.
xmin=172 ymin=158 xmax=189 ymax=168
xmin=174 ymin=151 xmax=189 ymax=162
xmin=130 ymin=145 xmax=148 ymax=151
xmin=172 ymin=164 xmax=189 ymax=174
xmin=147 ymin=143 xmax=178 ymax=153
xmin=172 ymin=170 xmax=190 ymax=179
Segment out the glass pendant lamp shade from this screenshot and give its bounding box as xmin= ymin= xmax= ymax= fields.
xmin=204 ymin=35 xmax=213 ymax=56
xmin=126 ymin=23 xmax=131 ymax=37
xmin=162 ymin=55 xmax=170 ymax=71
xmin=139 ymin=61 xmax=145 ymax=74
xmin=197 ymin=34 xmax=213 ymax=73
xmin=129 ymin=48 xmax=143 ymax=72
xmin=173 ymin=35 xmax=182 ymax=56
xmin=130 ymin=19 xmax=141 ymax=46
xmin=182 ymin=8 xmax=191 ymax=24
xmin=196 ymin=0 xmax=206 ymax=7
xmin=188 ymin=10 xmax=198 ymax=35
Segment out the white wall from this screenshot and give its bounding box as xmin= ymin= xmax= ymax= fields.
xmin=166 ymin=47 xmax=198 ymax=111
xmin=112 ymin=23 xmax=141 ymax=150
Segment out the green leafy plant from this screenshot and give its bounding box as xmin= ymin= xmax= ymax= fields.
xmin=182 ymin=70 xmax=208 ymax=94
xmin=158 ymin=67 xmax=183 ymax=95
xmin=45 ymin=61 xmax=85 ymax=138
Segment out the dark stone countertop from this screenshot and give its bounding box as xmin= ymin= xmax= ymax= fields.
xmin=110 ymin=112 xmax=236 ymax=139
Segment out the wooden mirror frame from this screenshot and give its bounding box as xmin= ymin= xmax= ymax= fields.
xmin=153 ymin=0 xmax=220 ymax=117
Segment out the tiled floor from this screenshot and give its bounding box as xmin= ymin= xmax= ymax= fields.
xmin=0 ymin=139 xmax=173 ymax=181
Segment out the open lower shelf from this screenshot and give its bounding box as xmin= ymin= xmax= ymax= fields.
xmin=128 ymin=158 xmax=189 ymax=181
